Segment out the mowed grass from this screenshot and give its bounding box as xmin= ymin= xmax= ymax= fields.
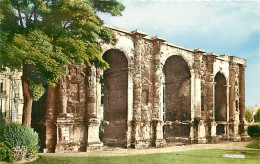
xmin=247 ymin=140 xmax=260 ymax=149
xmin=29 ymin=149 xmax=260 ymax=164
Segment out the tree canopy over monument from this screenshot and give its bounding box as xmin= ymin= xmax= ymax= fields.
xmin=0 ymin=0 xmax=125 ymax=126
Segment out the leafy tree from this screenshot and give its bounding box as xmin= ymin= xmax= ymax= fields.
xmin=0 ymin=0 xmax=124 ymax=126
xmin=254 ymin=109 xmax=260 ymax=122
xmin=246 ymin=110 xmax=252 ymax=122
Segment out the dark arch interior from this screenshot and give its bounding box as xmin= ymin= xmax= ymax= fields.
xmin=163 ymin=55 xmax=191 ymax=141
xmin=214 ymin=72 xmax=227 ymax=135
xmin=102 ymin=49 xmax=128 ymax=147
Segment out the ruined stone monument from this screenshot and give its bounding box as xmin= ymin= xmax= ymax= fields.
xmin=31 ymin=25 xmax=249 ymax=152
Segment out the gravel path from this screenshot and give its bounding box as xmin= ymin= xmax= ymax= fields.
xmin=40 ymin=141 xmax=258 ymax=157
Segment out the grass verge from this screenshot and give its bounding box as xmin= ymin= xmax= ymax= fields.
xmin=28 ymin=149 xmax=260 ymax=164
xmin=247 ymin=140 xmax=260 ymax=149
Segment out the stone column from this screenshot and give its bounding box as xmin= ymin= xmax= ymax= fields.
xmin=127 ymin=67 xmax=134 ymax=148
xmin=193 ymin=49 xmax=206 ymax=143
xmin=205 ymin=54 xmax=216 ymax=138
xmin=86 ymin=66 xmax=103 ymax=150
xmin=60 ymin=77 xmax=67 ymax=114
xmin=193 ymin=49 xmax=204 ymax=118
xmin=96 ymin=67 xmax=103 ymax=120
xmin=10 ymin=78 xmax=17 ymax=123
xmin=239 ymin=65 xmax=249 ymax=140
xmin=229 ymin=62 xmax=236 ymax=120
xmin=5 ymin=78 xmax=10 ymax=122
xmin=151 ymin=36 xmax=166 ymax=147
xmin=190 ymin=69 xmax=195 ymax=141
xmin=132 ymin=31 xmax=146 ymax=148
xmin=228 ymin=59 xmax=236 ymax=140
xmin=225 ymin=83 xmax=231 ymax=136
xmin=44 ymin=87 xmax=57 ymax=153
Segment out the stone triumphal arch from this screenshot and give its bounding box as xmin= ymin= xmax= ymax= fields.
xmin=31 ymin=25 xmax=248 ymax=152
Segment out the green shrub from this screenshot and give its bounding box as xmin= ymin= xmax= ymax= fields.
xmin=0 ymin=142 xmax=13 ymax=161
xmin=26 ymin=147 xmax=39 ymax=158
xmin=248 ymin=125 xmax=260 ymax=137
xmin=2 ymin=123 xmax=39 ymax=150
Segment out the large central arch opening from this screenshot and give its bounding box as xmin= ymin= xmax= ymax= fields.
xmin=214 ymin=72 xmax=227 ymax=135
xmin=163 ymin=55 xmax=191 ymax=142
xmin=102 ymin=49 xmax=128 ymax=147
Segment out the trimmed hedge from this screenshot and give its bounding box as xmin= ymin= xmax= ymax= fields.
xmin=248 ymin=125 xmax=260 ymax=137
xmin=2 ymin=123 xmax=39 ymax=150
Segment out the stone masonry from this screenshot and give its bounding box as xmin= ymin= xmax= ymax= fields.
xmin=31 ymin=24 xmax=249 ymax=152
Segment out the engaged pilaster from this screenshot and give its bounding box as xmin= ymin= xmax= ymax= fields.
xmin=151 ymin=36 xmax=166 ymax=147
xmin=193 ymin=49 xmax=206 ymax=143
xmin=239 ymin=65 xmax=249 ymax=140
xmin=131 ymin=30 xmax=146 ymax=148
xmin=86 ymin=65 xmax=103 ymax=150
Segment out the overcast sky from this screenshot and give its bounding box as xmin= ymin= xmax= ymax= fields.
xmin=98 ymin=0 xmax=260 ymax=107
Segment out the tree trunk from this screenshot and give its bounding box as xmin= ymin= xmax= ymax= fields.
xmin=22 ymin=63 xmax=33 ymax=127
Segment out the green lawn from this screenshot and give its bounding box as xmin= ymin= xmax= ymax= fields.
xmin=28 ymin=149 xmax=260 ymax=164
xmin=247 ymin=140 xmax=260 ymax=149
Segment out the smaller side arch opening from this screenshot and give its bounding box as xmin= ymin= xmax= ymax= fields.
xmin=214 ymin=72 xmax=227 ymax=135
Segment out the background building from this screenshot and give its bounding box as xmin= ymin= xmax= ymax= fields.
xmin=0 ymin=68 xmax=23 ymax=124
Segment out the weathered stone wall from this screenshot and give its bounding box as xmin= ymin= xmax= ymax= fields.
xmin=31 ymin=24 xmax=248 ymax=152
xmin=99 ymin=24 xmax=248 ymax=146
xmin=32 ymin=64 xmax=103 ymax=153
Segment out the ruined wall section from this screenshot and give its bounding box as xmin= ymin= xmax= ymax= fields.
xmin=55 ymin=65 xmax=89 ymax=152
xmin=200 ymin=54 xmax=247 ymax=140
xmin=40 ymin=86 xmax=62 ymax=153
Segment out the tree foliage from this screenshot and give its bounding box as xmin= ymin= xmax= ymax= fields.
xmin=91 ymin=0 xmax=125 ymax=16
xmin=254 ymin=109 xmax=260 ymax=122
xmin=0 ymin=0 xmax=125 ymax=126
xmin=246 ymin=110 xmax=252 ymax=122
xmin=0 ymin=0 xmax=124 ymax=98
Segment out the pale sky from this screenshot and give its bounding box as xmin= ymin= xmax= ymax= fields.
xmin=98 ymin=0 xmax=260 ymax=107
